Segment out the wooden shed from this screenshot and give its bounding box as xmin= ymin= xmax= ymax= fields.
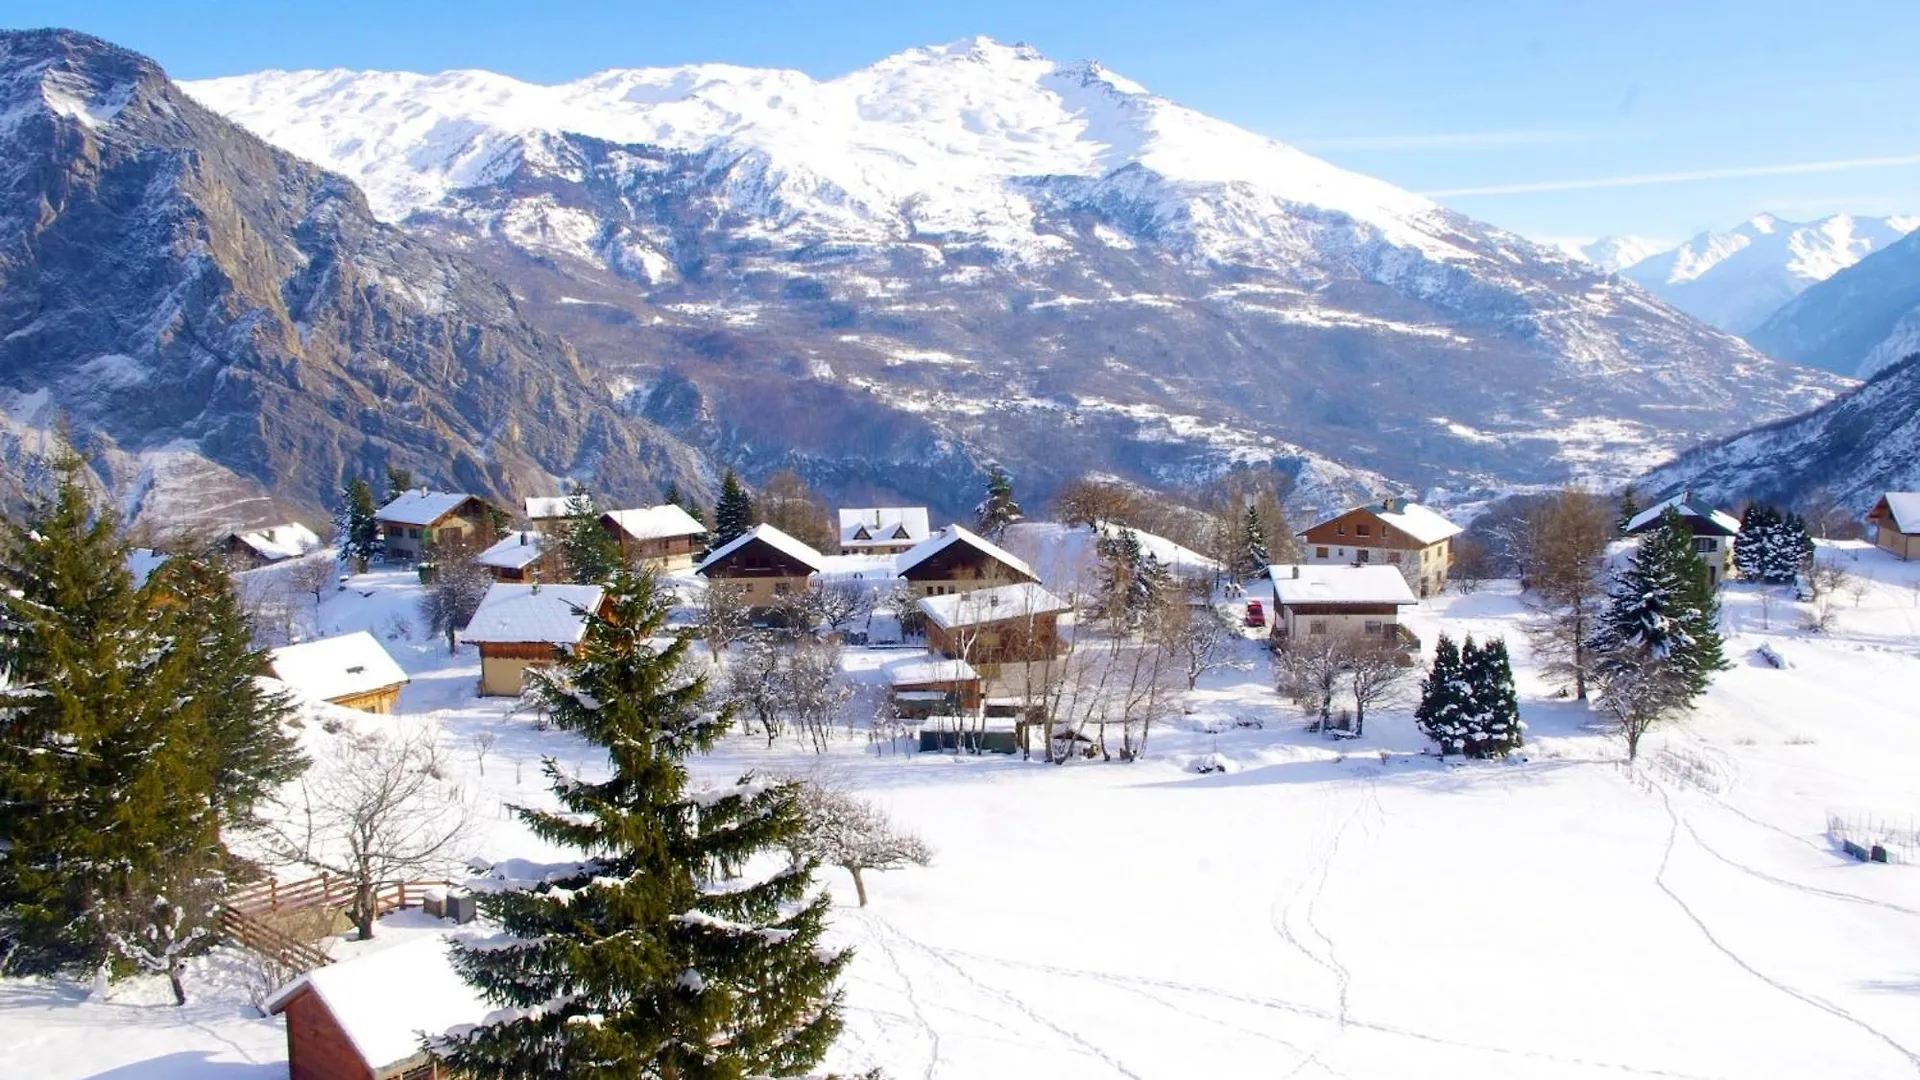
xmin=1867 ymin=493 xmax=1920 ymax=561
xmin=268 ymin=632 xmax=410 ymax=714
xmin=266 ymin=934 xmax=489 ymax=1080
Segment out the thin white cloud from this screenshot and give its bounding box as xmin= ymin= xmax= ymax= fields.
xmin=1300 ymin=130 xmax=1583 ymax=152
xmin=1427 ymin=154 xmax=1920 ymax=197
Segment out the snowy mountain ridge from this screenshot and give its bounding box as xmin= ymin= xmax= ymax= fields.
xmin=1616 ymin=213 xmax=1919 ymax=334
xmin=1550 ymin=235 xmax=1674 ymax=273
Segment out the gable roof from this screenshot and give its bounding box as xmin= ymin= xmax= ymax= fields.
xmin=1873 ymin=492 xmax=1920 ymax=534
xmin=230 ymin=523 xmax=322 ymax=562
xmin=815 ymin=553 xmax=899 ymax=582
xmin=524 ymin=495 xmax=582 ymax=520
xmin=695 ymin=523 xmax=826 ymax=576
xmin=1625 ymin=492 xmax=1741 ymax=537
xmin=886 ymin=656 xmax=981 ymax=685
xmin=1303 ymin=500 xmax=1461 ymax=546
xmin=269 ymin=631 xmax=409 ymax=703
xmin=461 ymin=583 xmax=605 ymax=646
xmin=603 ymin=504 xmax=706 ymax=542
xmin=266 ymin=935 xmax=490 ymax=1075
xmin=474 ymin=530 xmax=549 ymax=572
xmin=895 ymin=525 xmax=1036 ymax=583
xmin=917 ymin=582 xmax=1069 ymax=630
xmin=1268 ymin=564 xmax=1418 ymax=607
xmin=376 ymin=491 xmax=480 ymax=527
xmin=837 ymin=507 xmax=931 ymax=548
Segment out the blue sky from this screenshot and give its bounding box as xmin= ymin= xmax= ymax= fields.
xmin=17 ymin=0 xmax=1920 ymax=243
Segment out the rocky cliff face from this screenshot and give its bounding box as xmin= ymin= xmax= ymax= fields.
xmin=0 ymin=30 xmax=710 ymax=529
xmin=187 ymin=41 xmax=1848 ymax=517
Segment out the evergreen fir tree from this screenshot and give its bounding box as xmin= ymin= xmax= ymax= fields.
xmin=384 ymin=465 xmax=415 ymax=504
xmin=1765 ymin=512 xmax=1814 ymax=583
xmin=435 ymin=571 xmax=848 ymax=1078
xmin=336 ymin=478 xmax=381 ymax=570
xmin=1733 ymin=504 xmax=1779 ymax=581
xmin=713 ymin=469 xmax=756 ymax=547
xmin=144 ymin=555 xmax=306 ymax=827
xmin=1415 ymin=635 xmax=1474 ymax=756
xmin=1463 ymin=636 xmax=1524 ymax=758
xmin=1617 ymin=486 xmax=1641 ymax=535
xmin=559 ymin=488 xmax=622 ymax=584
xmin=1242 ymin=504 xmax=1270 ymax=578
xmin=662 ymin=480 xmax=684 ymax=509
xmin=974 ymin=464 xmax=1023 ymax=539
xmin=0 ymin=458 xmax=220 ymax=973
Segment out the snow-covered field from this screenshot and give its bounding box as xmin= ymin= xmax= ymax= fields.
xmin=6 ymin=543 xmax=1920 ymax=1079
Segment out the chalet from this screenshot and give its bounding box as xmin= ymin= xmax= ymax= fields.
xmin=524 ymin=494 xmax=582 ymax=528
xmin=219 ymin=523 xmax=322 ymax=570
xmin=886 ymin=656 xmax=983 ymax=717
xmin=473 ymin=530 xmax=559 ymax=583
xmin=268 ymin=631 xmax=410 ymax=714
xmin=694 ymin=523 xmax=826 ymax=612
xmin=601 ymin=505 xmax=708 ymax=572
xmin=918 ymin=582 xmax=1070 ymax=667
xmin=895 ymin=525 xmax=1037 ymax=599
xmin=838 ymin=507 xmax=931 ymax=555
xmin=1625 ymin=491 xmax=1742 ymax=586
xmin=266 ymin=934 xmax=487 ymax=1080
xmin=460 ymin=582 xmax=607 ymax=697
xmin=376 ymin=491 xmax=502 ymax=563
xmin=1866 ymin=493 xmax=1920 ymax=561
xmin=1267 ymin=564 xmax=1419 ymax=651
xmin=1299 ymin=499 xmax=1462 ymax=598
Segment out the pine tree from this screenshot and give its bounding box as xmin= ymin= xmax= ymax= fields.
xmin=144 ymin=556 xmax=306 ymax=828
xmin=1588 ymin=509 xmax=1727 ymax=759
xmin=0 ymin=458 xmax=220 ymax=973
xmin=436 ymin=571 xmax=848 ymax=1077
xmin=1463 ymin=637 xmax=1524 ymax=758
xmin=559 ymin=488 xmax=622 ymax=584
xmin=384 ymin=465 xmax=415 ymax=504
xmin=713 ymin=469 xmax=756 ymax=547
xmin=1617 ymin=486 xmax=1641 ymax=535
xmin=974 ymin=464 xmax=1022 ymax=539
xmin=1766 ymin=512 xmax=1814 ymax=583
xmin=336 ymin=478 xmax=380 ymax=571
xmin=1733 ymin=504 xmax=1779 ymax=581
xmin=1415 ymin=634 xmax=1473 ymax=756
xmin=1242 ymin=504 xmax=1270 ymax=578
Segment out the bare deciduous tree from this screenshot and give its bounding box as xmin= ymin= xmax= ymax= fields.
xmin=722 ymin=633 xmax=787 ymax=741
xmin=786 ymin=639 xmax=854 ymax=754
xmin=419 ymin=535 xmax=492 ymax=653
xmin=811 ymin=579 xmax=872 ymax=634
xmin=260 ymin=725 xmax=474 ymax=941
xmin=103 ymin=864 xmax=221 ymax=1005
xmin=697 ymin=580 xmax=753 ymax=657
xmin=1165 ymin=590 xmax=1241 ymax=690
xmin=1522 ymin=490 xmax=1612 ymax=701
xmin=287 ymin=554 xmax=338 ymax=635
xmin=1273 ymin=633 xmax=1350 ymax=731
xmin=781 ymin=779 xmax=933 ymax=907
xmin=1346 ymin=640 xmax=1411 ymax=736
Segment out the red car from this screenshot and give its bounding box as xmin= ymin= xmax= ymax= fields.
xmin=1244 ymin=599 xmax=1265 ymax=628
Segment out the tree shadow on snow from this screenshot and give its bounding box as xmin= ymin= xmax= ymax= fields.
xmin=83 ymin=1052 xmax=283 ymax=1079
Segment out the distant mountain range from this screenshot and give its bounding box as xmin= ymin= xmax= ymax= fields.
xmin=1552 ymin=235 xmax=1675 ymax=274
xmin=1747 ymin=226 xmax=1920 ymax=379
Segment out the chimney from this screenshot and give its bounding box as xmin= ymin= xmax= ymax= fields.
xmin=1292 ymin=565 xmax=1301 ymax=579
xmin=519 ymin=532 xmax=528 ymax=546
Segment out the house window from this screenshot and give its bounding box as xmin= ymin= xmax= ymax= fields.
xmin=407 ymin=527 xmax=421 ymax=540
xmin=773 ymin=582 xmax=791 ymax=595
xmin=1693 ymin=537 xmax=1716 ymax=553
xmin=1388 ymin=551 xmax=1402 ymax=564
xmin=1364 ymin=620 xmax=1383 ymax=635
xmin=439 ymin=526 xmax=462 ymax=543
xmin=1336 ymin=524 xmax=1347 ymax=536
xmin=1356 ymin=524 xmax=1371 ymax=537
xmin=1357 ymin=549 xmax=1371 ymax=563
xmin=1309 ymin=619 xmax=1329 ymax=636
xmin=1315 ymin=547 xmax=1329 ymax=559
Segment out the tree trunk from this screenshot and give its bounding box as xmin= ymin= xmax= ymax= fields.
xmin=848 ymin=865 xmax=869 ymax=907
xmin=354 ymin=882 xmax=376 ymax=940
xmin=1354 ymin=702 xmax=1366 ymax=737
xmin=446 ymin=627 xmax=457 ymax=654
xmin=168 ymin=960 xmax=187 ymax=1006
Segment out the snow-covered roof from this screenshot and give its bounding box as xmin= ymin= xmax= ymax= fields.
xmin=524 ymin=495 xmax=582 ymax=520
xmin=917 ymin=582 xmax=1069 ymax=630
xmin=1092 ymin=523 xmax=1221 ymax=574
xmin=1875 ymin=492 xmax=1920 ymax=534
xmin=231 ymin=522 xmax=322 ymax=561
xmin=1268 ymin=564 xmax=1417 ymax=607
xmin=1303 ymin=500 xmax=1461 ymax=546
xmin=265 ymin=935 xmax=490 ymax=1074
xmin=269 ymin=631 xmax=409 ymax=703
xmin=886 ymin=656 xmax=981 ymax=685
xmin=895 ymin=525 xmax=1036 ymax=582
xmin=461 ymin=583 xmax=605 ymax=645
xmin=474 ymin=530 xmax=549 ymax=571
xmin=815 ymin=553 xmax=899 ymax=582
xmin=377 ymin=490 xmax=480 ymax=527
xmin=837 ymin=507 xmax=931 ymax=548
xmin=695 ymin=523 xmax=826 ymax=575
xmin=1626 ymin=492 xmax=1741 ymax=537
xmin=603 ymin=504 xmax=706 ymax=542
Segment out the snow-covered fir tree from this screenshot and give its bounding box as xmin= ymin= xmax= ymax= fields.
xmin=1462 ymin=637 xmax=1524 ymax=757
xmin=974 ymin=464 xmax=1022 ymax=539
xmin=435 ymin=570 xmax=847 ymax=1078
xmin=713 ymin=468 xmax=756 ymax=547
xmin=334 ymin=477 xmax=381 ymax=571
xmin=558 ymin=487 xmax=621 ymax=584
xmin=1242 ymin=504 xmax=1270 ymax=578
xmin=1415 ymin=635 xmax=1474 ymax=756
xmin=1734 ymin=505 xmax=1813 ymax=585
xmin=1733 ymin=504 xmax=1777 ymax=581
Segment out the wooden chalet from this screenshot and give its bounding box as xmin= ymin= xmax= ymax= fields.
xmin=917 ymin=582 xmax=1069 ymax=667
xmin=1298 ymin=499 xmax=1461 ymax=598
xmin=1267 ymin=564 xmax=1419 ymax=654
xmin=472 ymin=530 xmax=560 ymax=583
xmin=460 ymin=582 xmax=607 ymax=696
xmin=895 ymin=525 xmax=1037 ymax=599
xmin=885 ymin=656 xmax=983 ymax=717
xmin=268 ymin=631 xmax=410 ymax=714
xmin=266 ymin=934 xmax=487 ymax=1080
xmin=1867 ymin=493 xmax=1920 ymax=561
xmin=375 ymin=491 xmax=503 ymax=563
xmin=524 ymin=494 xmax=582 ymax=529
xmin=1624 ymin=491 xmax=1742 ymax=586
xmin=837 ymin=506 xmax=931 ymax=555
xmin=694 ymin=523 xmax=826 ymax=612
xmin=219 ymin=523 xmax=322 ymax=570
xmin=602 ymin=504 xmax=708 ymax=572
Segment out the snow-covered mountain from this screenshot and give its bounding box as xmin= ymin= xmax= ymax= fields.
xmin=1640 ymin=353 xmax=1920 ymax=513
xmin=1620 ymin=213 xmax=1919 ymax=336
xmin=1551 ymin=235 xmax=1673 ymax=273
xmin=175 ymin=39 xmax=1845 ymax=513
xmin=1747 ymin=226 xmax=1920 ymax=378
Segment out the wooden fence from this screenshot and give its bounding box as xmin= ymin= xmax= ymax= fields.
xmin=219 ymin=874 xmax=455 ymax=972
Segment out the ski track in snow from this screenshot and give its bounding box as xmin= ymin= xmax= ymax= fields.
xmin=1650 ymin=783 xmax=1920 ymax=1075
